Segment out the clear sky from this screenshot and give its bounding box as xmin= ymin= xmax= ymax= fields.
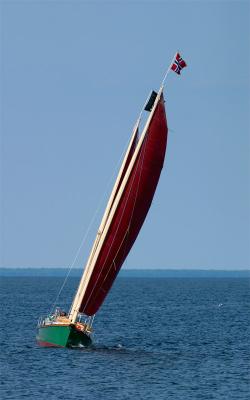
xmin=1 ymin=0 xmax=249 ymax=269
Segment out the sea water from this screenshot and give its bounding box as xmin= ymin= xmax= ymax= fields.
xmin=0 ymin=277 xmax=249 ymax=399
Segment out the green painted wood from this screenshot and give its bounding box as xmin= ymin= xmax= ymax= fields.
xmin=37 ymin=324 xmax=92 ymax=348
xmin=37 ymin=325 xmax=70 ymax=347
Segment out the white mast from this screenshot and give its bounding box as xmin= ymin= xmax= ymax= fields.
xmin=69 ymin=87 xmax=164 ymax=323
xmin=69 ymin=118 xmax=140 ymax=321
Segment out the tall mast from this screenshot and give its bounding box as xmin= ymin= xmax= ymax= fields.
xmin=69 ymin=87 xmax=163 ymax=323
xmin=68 ymin=119 xmax=140 ymax=321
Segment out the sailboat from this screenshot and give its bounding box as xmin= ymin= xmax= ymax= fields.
xmin=37 ymin=54 xmax=186 ymax=348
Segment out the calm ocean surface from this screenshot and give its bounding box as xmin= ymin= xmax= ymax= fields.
xmin=1 ymin=277 xmax=249 ymax=399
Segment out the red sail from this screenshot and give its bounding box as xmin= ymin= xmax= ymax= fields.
xmin=107 ymin=127 xmax=139 ymax=222
xmin=80 ymin=94 xmax=168 ymax=316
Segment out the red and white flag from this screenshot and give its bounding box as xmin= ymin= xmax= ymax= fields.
xmin=171 ymin=53 xmax=187 ymax=75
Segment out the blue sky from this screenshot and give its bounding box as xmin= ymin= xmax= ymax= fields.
xmin=1 ymin=0 xmax=249 ymax=269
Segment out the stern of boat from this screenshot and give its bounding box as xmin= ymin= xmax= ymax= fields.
xmin=37 ymin=315 xmax=92 ymax=348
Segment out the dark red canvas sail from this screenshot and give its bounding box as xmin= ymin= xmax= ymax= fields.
xmin=80 ymin=93 xmax=168 ymax=316
xmin=107 ymin=127 xmax=139 ymax=223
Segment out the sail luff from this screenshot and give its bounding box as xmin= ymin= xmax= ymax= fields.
xmin=70 ymin=88 xmax=164 ymax=322
xmin=69 ymin=119 xmax=140 ymax=321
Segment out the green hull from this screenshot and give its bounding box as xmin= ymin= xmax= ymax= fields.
xmin=37 ymin=324 xmax=92 ymax=348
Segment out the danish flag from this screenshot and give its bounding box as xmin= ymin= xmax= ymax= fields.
xmin=171 ymin=53 xmax=187 ymax=75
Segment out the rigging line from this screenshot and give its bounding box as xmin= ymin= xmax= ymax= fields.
xmin=49 ymin=119 xmax=141 ymax=314
xmin=161 ymin=53 xmax=176 ymax=88
xmin=68 ymin=119 xmax=141 ymax=318
xmin=101 ymin=95 xmax=162 ymax=281
xmin=84 ymin=93 xmax=162 ymax=308
xmin=82 ymin=131 xmax=147 ymax=312
xmin=81 ymin=92 xmax=164 ymax=312
xmin=126 ymin=124 xmax=149 ymax=236
xmin=94 ymin=120 xmax=150 ymax=294
xmin=101 ymin=226 xmax=131 ymax=285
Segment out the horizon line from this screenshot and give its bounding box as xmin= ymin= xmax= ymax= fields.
xmin=1 ymin=266 xmax=249 ymax=271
